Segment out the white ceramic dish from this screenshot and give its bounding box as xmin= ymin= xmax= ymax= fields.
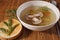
xmin=16 ymin=1 xmax=60 ymax=31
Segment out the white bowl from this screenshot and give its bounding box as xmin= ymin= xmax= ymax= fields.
xmin=16 ymin=1 xmax=60 ymax=31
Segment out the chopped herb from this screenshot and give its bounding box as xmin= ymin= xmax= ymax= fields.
xmin=6 ymin=9 xmax=16 ymax=14
xmin=13 ymin=24 xmax=19 ymax=29
xmin=8 ymin=19 xmax=12 ymax=26
xmin=6 ymin=9 xmax=17 ymax=19
xmin=42 ymin=6 xmax=50 ymax=11
xmin=38 ymin=6 xmax=50 ymax=12
xmin=4 ymin=22 xmax=8 ymax=26
xmin=8 ymin=24 xmax=19 ymax=35
xmin=0 ymin=28 xmax=7 ymax=33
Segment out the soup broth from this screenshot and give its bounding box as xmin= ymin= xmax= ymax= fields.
xmin=20 ymin=6 xmax=56 ymax=26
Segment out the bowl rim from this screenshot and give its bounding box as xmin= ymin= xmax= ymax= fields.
xmin=16 ymin=1 xmax=60 ymax=28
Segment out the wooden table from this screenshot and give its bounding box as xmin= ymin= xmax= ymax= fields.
xmin=0 ymin=0 xmax=60 ymax=40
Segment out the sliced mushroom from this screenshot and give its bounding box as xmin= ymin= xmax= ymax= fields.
xmin=32 ymin=17 xmax=42 ymax=24
xmin=38 ymin=12 xmax=43 ymax=17
xmin=25 ymin=16 xmax=30 ymax=20
xmin=33 ymin=12 xmax=43 ymax=17
xmin=28 ymin=15 xmax=34 ymax=18
xmin=33 ymin=19 xmax=42 ymax=24
xmin=32 ymin=17 xmax=39 ymax=22
xmin=25 ymin=14 xmax=31 ymax=20
xmin=33 ymin=13 xmax=40 ymax=17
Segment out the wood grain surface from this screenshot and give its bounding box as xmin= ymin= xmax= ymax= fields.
xmin=0 ymin=0 xmax=60 ymax=40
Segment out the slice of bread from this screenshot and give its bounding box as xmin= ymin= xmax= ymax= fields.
xmin=0 ymin=19 xmax=22 ymax=40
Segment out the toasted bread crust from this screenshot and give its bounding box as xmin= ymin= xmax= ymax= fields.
xmin=0 ymin=19 xmax=22 ymax=40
